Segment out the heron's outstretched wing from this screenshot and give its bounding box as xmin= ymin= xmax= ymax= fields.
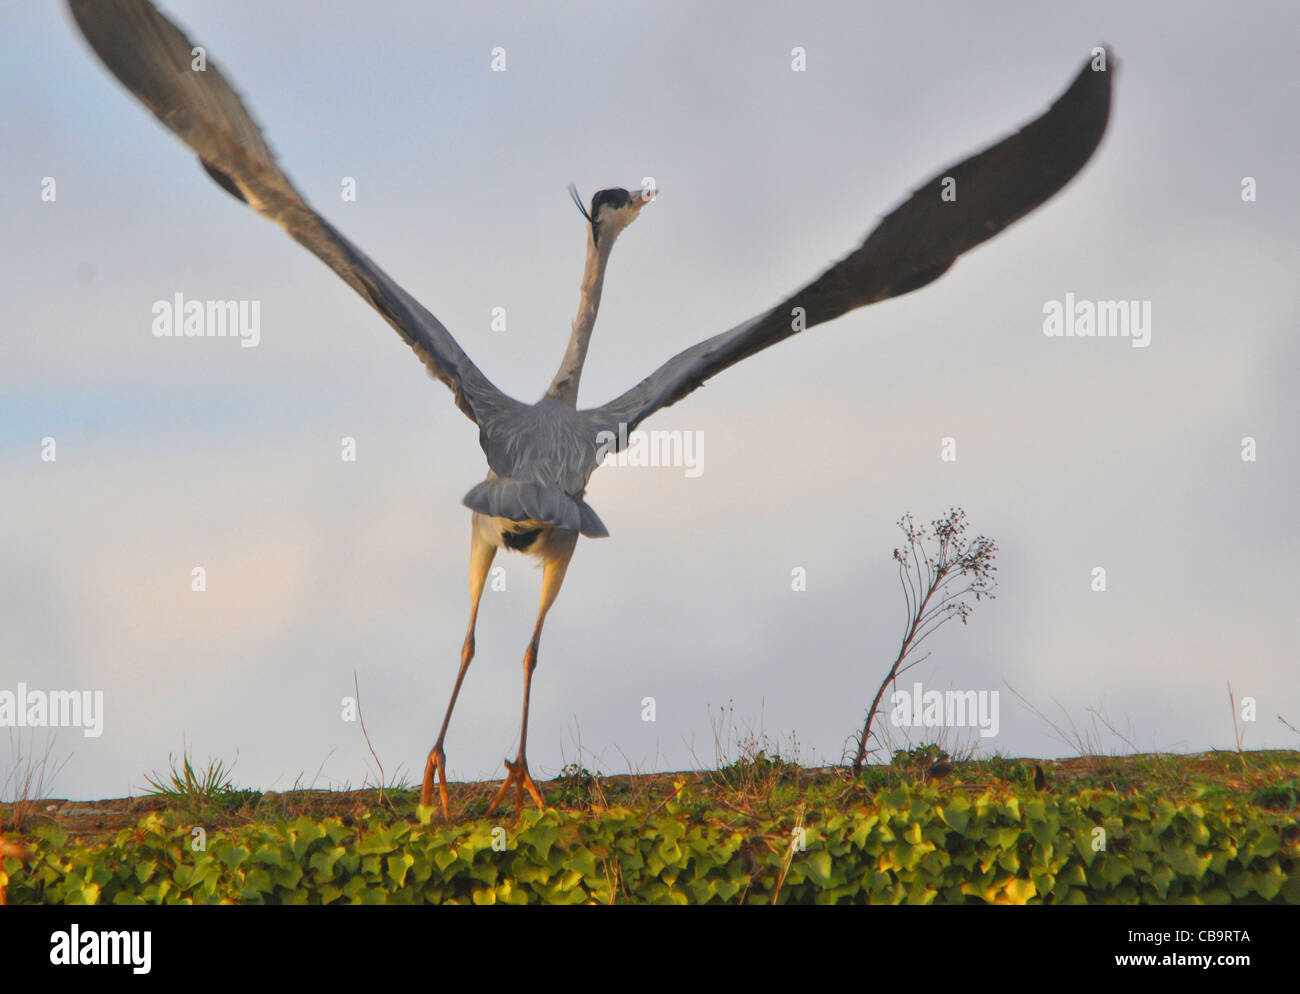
xmin=586 ymin=49 xmax=1113 ymax=440
xmin=68 ymin=0 xmax=515 ymax=426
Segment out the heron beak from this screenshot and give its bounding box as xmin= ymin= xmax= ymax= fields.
xmin=631 ymin=186 xmax=658 ymax=212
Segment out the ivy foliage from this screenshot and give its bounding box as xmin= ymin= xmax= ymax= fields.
xmin=6 ymin=783 xmax=1297 ymax=904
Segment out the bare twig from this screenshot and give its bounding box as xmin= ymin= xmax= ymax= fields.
xmin=853 ymin=508 xmax=997 ymax=773
xmin=2 ymin=728 xmax=72 ymax=831
xmin=353 ymin=672 xmax=392 ymax=812
xmin=1227 ymin=682 xmax=1248 ymax=771
xmin=770 ymin=805 xmax=807 ymax=905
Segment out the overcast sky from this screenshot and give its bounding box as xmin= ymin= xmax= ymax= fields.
xmin=3 ymin=1 xmax=1297 ymax=801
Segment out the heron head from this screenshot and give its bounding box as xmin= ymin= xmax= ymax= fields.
xmin=568 ymin=184 xmax=656 ymax=249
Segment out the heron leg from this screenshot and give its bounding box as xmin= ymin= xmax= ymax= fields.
xmin=421 ymin=525 xmax=496 ymax=817
xmin=486 ymin=531 xmax=577 ymax=817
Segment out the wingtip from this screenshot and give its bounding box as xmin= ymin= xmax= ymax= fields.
xmin=1094 ymin=42 xmax=1119 ymax=70
xmin=1056 ymin=44 xmax=1116 ymax=148
xmin=1084 ymin=43 xmax=1119 ymax=86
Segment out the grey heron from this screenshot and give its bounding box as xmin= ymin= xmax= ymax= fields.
xmin=68 ymin=0 xmax=1113 ymax=818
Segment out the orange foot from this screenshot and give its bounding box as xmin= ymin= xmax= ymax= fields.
xmin=485 ymin=757 xmax=546 ymax=817
xmin=420 ymin=744 xmax=451 ymax=820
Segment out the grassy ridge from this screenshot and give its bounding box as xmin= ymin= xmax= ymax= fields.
xmin=3 ymin=751 xmax=1297 ymax=904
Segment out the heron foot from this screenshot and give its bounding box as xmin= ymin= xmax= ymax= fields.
xmin=420 ymin=744 xmax=451 ymax=820
xmin=485 ymin=756 xmax=546 ymax=817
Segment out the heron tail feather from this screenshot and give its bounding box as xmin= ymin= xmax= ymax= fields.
xmin=462 ymin=479 xmax=608 ymax=538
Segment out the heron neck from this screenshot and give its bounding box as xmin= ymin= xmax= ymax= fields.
xmin=546 ymin=232 xmax=612 ymax=407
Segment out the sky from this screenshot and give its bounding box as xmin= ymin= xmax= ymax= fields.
xmin=2 ymin=1 xmax=1297 ymax=802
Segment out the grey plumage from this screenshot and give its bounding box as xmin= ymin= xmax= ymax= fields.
xmin=68 ymin=0 xmax=1113 ymax=815
xmin=66 ymin=0 xmax=514 ymax=432
xmin=587 ymin=52 xmax=1112 ymax=443
xmin=68 ymin=0 xmax=1111 ymax=540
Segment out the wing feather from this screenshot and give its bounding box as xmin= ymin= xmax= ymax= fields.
xmin=588 ymin=49 xmax=1113 ymax=437
xmin=68 ymin=0 xmax=514 ymax=425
